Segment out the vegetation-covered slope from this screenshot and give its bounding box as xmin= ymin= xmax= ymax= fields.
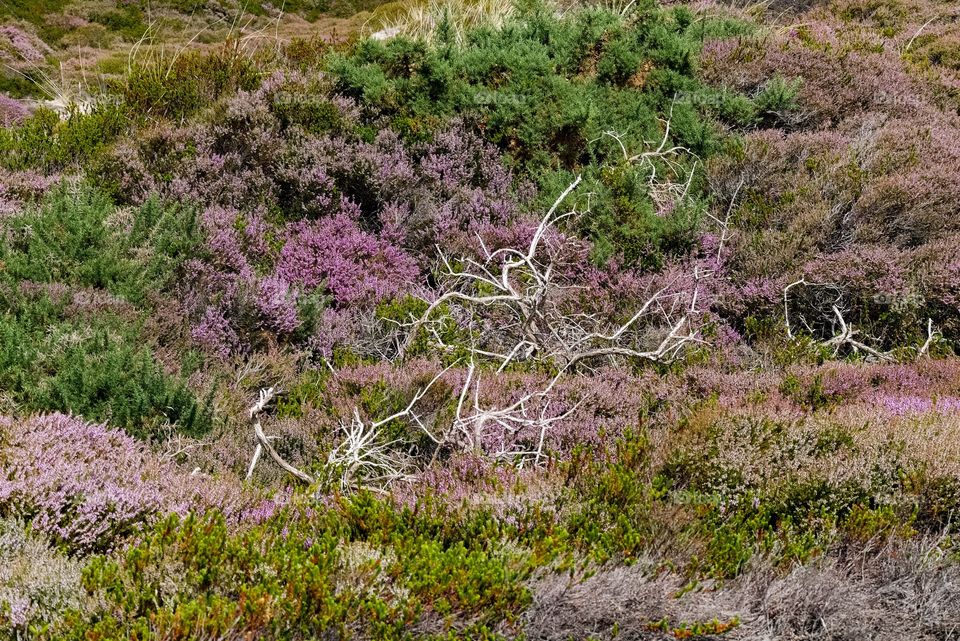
xmin=3 ymin=0 xmax=960 ymax=638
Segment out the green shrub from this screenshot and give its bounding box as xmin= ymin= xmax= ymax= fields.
xmin=0 ymin=187 xmax=136 ymax=290
xmin=0 ymin=304 xmax=213 ymax=439
xmin=327 ymin=4 xmax=756 ymax=266
xmin=0 ymin=186 xmax=201 ymax=304
xmin=753 ymin=75 xmax=802 ymax=127
xmin=60 ymin=497 xmax=529 ymax=639
xmin=89 ymin=5 xmax=149 ymax=41
xmin=0 ymin=103 xmax=128 ymax=172
xmin=119 ymin=45 xmax=264 ymax=121
xmin=0 ymin=187 xmax=210 ymax=437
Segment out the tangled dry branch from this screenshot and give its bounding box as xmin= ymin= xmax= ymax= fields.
xmin=401 ymin=175 xmax=703 ymax=370
xmin=784 ymin=278 xmax=938 ymax=361
xmin=246 ymin=387 xmax=314 ymax=485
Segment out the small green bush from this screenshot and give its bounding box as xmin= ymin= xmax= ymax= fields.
xmin=60 ymin=497 xmax=529 ymax=639
xmin=0 ymin=305 xmax=212 ymax=439
xmin=0 ymin=187 xmax=210 ymax=437
xmin=0 ymin=103 xmax=128 ymax=172
xmin=120 ymin=45 xmax=264 ymax=122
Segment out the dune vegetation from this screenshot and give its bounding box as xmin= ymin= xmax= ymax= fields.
xmin=3 ymin=0 xmax=960 ymax=638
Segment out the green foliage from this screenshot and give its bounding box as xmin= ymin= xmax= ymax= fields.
xmin=0 ymin=103 xmax=128 ymax=172
xmin=645 ymin=616 xmax=741 ymax=638
xmin=0 ymin=302 xmax=212 ymax=439
xmin=89 ymin=5 xmax=149 ymax=41
xmin=0 ymin=45 xmax=270 ymax=175
xmin=779 ymin=373 xmax=835 ymax=410
xmin=377 ymin=295 xmax=474 ymax=364
xmin=915 ymin=475 xmax=960 ymax=532
xmin=0 ymin=187 xmax=210 ymax=437
xmin=1 ymin=187 xmax=134 ymax=290
xmin=557 ymin=431 xmax=666 ymax=565
xmin=753 ymin=75 xmax=802 ymax=127
xmin=0 ymin=68 xmax=47 ymax=99
xmin=60 ymin=498 xmax=529 ymax=639
xmin=0 ymin=186 xmax=202 ymax=304
xmin=0 ymin=0 xmax=70 ymax=41
xmin=327 ymin=4 xmax=756 ymax=266
xmin=272 ymin=89 xmax=350 ymax=135
xmin=119 ymin=45 xmax=264 ymax=121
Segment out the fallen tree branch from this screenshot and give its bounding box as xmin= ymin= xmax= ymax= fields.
xmin=918 ymin=318 xmax=937 ymax=358
xmin=326 ymin=366 xmax=453 ymax=492
xmin=247 ymin=387 xmax=314 ymax=485
xmin=784 ymin=280 xmax=936 ymax=363
xmin=400 ymin=175 xmax=701 ymax=370
xmin=823 ymin=306 xmax=895 ymax=363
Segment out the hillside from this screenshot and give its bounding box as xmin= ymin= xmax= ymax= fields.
xmin=3 ymin=0 xmax=960 ymax=639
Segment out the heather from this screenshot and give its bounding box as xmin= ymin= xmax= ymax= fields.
xmin=3 ymin=0 xmax=960 ymax=638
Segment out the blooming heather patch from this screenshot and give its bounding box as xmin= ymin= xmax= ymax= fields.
xmin=277 ymin=213 xmax=419 ymax=305
xmin=876 ymin=394 xmax=960 ymax=417
xmin=0 ymin=94 xmax=30 ymax=127
xmin=0 ymin=169 xmax=56 ymax=217
xmin=0 ymin=414 xmax=254 ymax=553
xmin=0 ymin=414 xmax=169 ymax=552
xmin=0 ymin=519 xmax=84 ymax=635
xmin=0 ymin=25 xmax=50 ymax=63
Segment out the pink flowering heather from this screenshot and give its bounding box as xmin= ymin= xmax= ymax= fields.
xmin=0 ymin=414 xmax=264 ymax=553
xmin=0 ymin=519 xmax=84 ymax=635
xmin=190 ymin=304 xmax=241 ymax=359
xmin=875 ymin=394 xmax=960 ymax=417
xmin=0 ymin=413 xmax=169 ymax=553
xmin=277 ymin=212 xmax=419 ymax=305
xmin=701 ymin=19 xmax=922 ymax=126
xmin=0 ymin=25 xmax=50 ymax=63
xmin=308 ymin=308 xmax=362 ymax=359
xmin=0 ymin=170 xmax=57 ymax=217
xmin=0 ymin=93 xmax=29 ymax=127
xmin=255 ymin=275 xmax=301 ymax=334
xmin=200 ymin=205 xmax=256 ymax=277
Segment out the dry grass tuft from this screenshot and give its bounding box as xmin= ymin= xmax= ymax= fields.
xmin=366 ymin=0 xmax=519 ymax=44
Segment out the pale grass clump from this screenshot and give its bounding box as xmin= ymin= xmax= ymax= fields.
xmin=369 ymin=0 xmax=521 ymax=45
xmin=522 ymin=534 xmax=960 ymax=640
xmin=674 ymin=398 xmax=960 ymax=514
xmin=840 ymin=409 xmax=960 ymax=479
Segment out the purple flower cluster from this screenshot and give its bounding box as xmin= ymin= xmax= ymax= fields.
xmin=0 ymin=25 xmax=50 ymax=63
xmin=0 ymin=170 xmax=57 ymax=217
xmin=0 ymin=414 xmax=168 ymax=552
xmin=0 ymin=93 xmax=30 ymax=127
xmin=876 ymin=394 xmax=960 ymax=417
xmin=99 ymin=81 xmax=536 ymax=356
xmin=277 ymin=212 xmax=418 ymax=305
xmin=0 ymin=414 xmax=257 ymax=553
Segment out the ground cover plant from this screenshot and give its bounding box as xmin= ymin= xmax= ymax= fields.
xmin=3 ymin=0 xmax=960 ymax=638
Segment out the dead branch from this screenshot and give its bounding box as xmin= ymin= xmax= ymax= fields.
xmin=706 ymin=176 xmax=744 ymax=263
xmin=437 ymin=363 xmax=583 ymax=466
xmin=599 ymin=103 xmax=698 ymax=214
xmin=400 ymin=174 xmax=701 ymax=370
xmin=823 ymin=306 xmax=895 ymax=362
xmin=784 ymin=281 xmax=936 ymax=362
xmin=246 ymin=387 xmax=314 ymax=485
xmin=325 ymin=366 xmax=451 ymax=492
xmin=918 ymin=318 xmax=937 ymax=358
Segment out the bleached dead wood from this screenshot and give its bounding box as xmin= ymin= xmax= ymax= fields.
xmin=246 ymin=387 xmax=314 ymax=484
xmin=401 ymin=174 xmax=702 ymax=370
xmin=325 ymin=367 xmax=451 ymax=492
xmin=784 ymin=280 xmax=937 ymax=362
